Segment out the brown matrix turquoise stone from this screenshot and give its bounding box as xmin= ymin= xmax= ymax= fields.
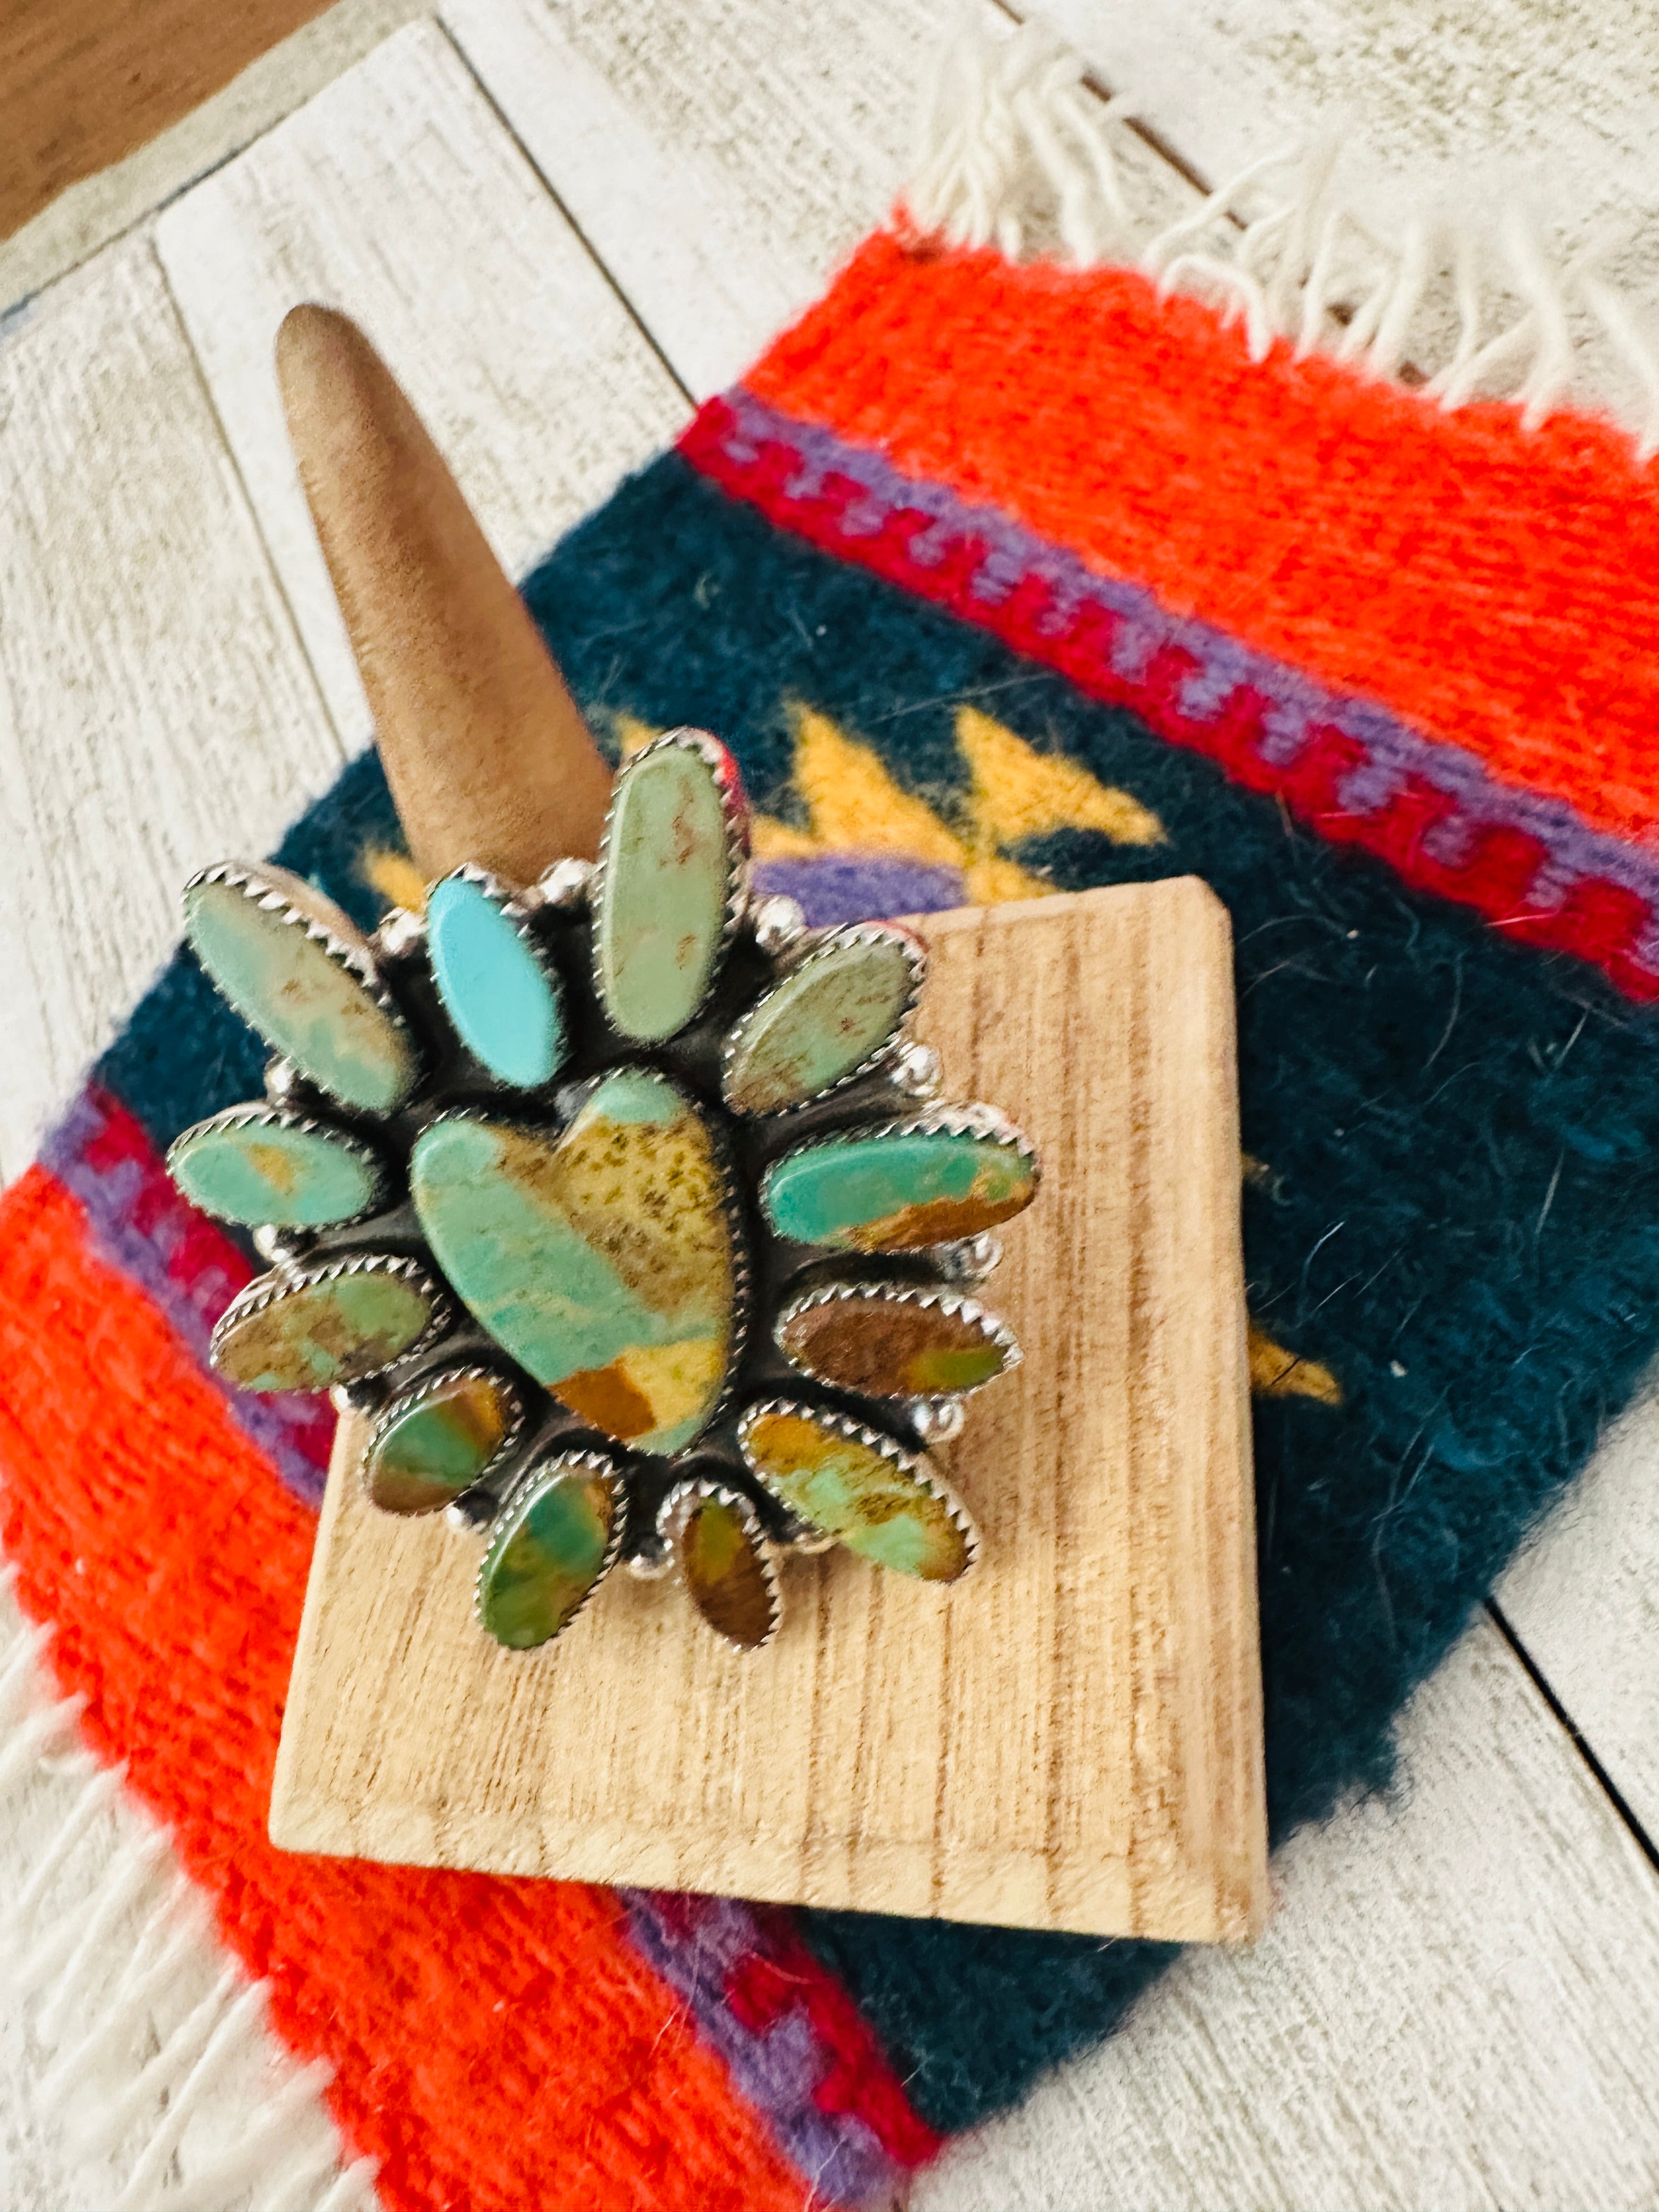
xmin=779 ymin=1291 xmax=1011 ymax=1398
xmin=168 ymin=1108 xmax=382 ymax=1228
xmin=411 ymin=1069 xmax=736 ymax=1455
xmin=763 ymin=1125 xmax=1037 ymax=1252
xmin=675 ymin=1491 xmax=777 ymax=1649
xmin=212 ymin=1266 xmax=438 ymax=1392
xmin=184 ymin=871 xmax=416 ymax=1114
xmin=366 ymin=1370 xmax=518 ymax=1514
xmin=477 ymin=1460 xmax=618 ymax=1649
xmin=723 ymin=927 xmax=919 ymax=1115
xmin=741 ymin=1406 xmax=971 ymax=1582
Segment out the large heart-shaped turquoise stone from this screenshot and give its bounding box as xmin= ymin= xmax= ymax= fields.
xmin=411 ymin=1070 xmax=737 ymax=1456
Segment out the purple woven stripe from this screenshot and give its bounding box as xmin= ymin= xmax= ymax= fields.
xmin=752 ymin=853 xmax=966 ymax=925
xmin=624 ymin=1894 xmax=905 ymax=2209
xmin=724 ymin=386 xmax=1659 ymax=969
xmin=41 ymin=1086 xmax=331 ymax=1504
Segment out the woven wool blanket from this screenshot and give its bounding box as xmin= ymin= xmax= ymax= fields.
xmin=6 ymin=202 xmax=1659 ymax=2208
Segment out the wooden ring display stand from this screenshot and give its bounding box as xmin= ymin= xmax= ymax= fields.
xmin=265 ymin=308 xmax=1268 ymax=1944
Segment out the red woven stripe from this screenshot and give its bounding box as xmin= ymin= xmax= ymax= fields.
xmin=681 ymin=394 xmax=1659 ymax=1000
xmin=743 ymin=234 xmax=1659 ymax=856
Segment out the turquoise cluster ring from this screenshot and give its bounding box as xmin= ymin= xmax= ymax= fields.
xmin=167 ymin=729 xmax=1039 ymax=1652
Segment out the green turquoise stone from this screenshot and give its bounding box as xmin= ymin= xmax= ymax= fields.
xmin=167 ymin=1107 xmax=382 ymax=1228
xmin=596 ymin=736 xmax=736 ymax=1043
xmin=211 ymin=1264 xmax=438 ymax=1392
xmin=741 ymin=1406 xmax=970 ymax=1581
xmin=673 ymin=1490 xmax=777 ymax=1649
xmin=184 ymin=868 xmax=416 ymax=1113
xmin=427 ymin=872 xmax=567 ymax=1088
xmin=762 ymin=1125 xmax=1036 ymax=1252
xmin=723 ymin=927 xmax=919 ymax=1115
xmin=410 ymin=1069 xmax=736 ymax=1456
xmin=477 ymin=1459 xmax=619 ymax=1649
xmin=366 ymin=1369 xmax=518 ymax=1514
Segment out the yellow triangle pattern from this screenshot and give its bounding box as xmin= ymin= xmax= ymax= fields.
xmin=1248 ymin=1324 xmax=1342 ymax=1406
xmin=793 ymin=709 xmax=967 ymax=868
xmin=957 ymin=706 xmax=1164 ymax=848
xmin=362 ymin=701 xmax=1165 ymax=913
xmin=612 ymin=711 xmax=659 ymax=760
xmin=360 ymin=847 xmax=430 ymax=915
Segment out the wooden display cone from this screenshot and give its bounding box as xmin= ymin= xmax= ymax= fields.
xmin=276 ymin=303 xmax=611 ymax=882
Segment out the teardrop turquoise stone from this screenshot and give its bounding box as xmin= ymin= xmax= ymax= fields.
xmin=427 ymin=872 xmax=567 ymax=1088
xmin=723 ymin=927 xmax=919 ymax=1115
xmin=410 ymin=1070 xmax=737 ymax=1456
xmin=366 ymin=1369 xmax=519 ymax=1514
xmin=762 ymin=1126 xmax=1037 ymax=1252
xmin=673 ymin=1490 xmax=777 ymax=1648
xmin=168 ymin=1108 xmax=382 ymax=1227
xmin=477 ymin=1459 xmax=619 ymax=1648
xmin=596 ymin=736 xmax=737 ymax=1043
xmin=185 ymin=869 xmax=416 ymax=1113
xmin=211 ymin=1263 xmax=439 ymax=1392
xmin=741 ymin=1404 xmax=971 ymax=1581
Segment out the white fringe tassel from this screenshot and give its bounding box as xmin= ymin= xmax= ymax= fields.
xmin=905 ymin=20 xmax=1659 ymax=460
xmin=0 ymin=1565 xmax=379 ymax=2212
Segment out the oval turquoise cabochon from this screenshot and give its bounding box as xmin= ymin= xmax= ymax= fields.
xmin=427 ymin=871 xmax=568 ymax=1089
xmin=762 ymin=1124 xmax=1037 ymax=1252
xmin=596 ymin=734 xmax=741 ymax=1045
xmin=211 ymin=1262 xmax=442 ymax=1393
xmin=167 ymin=1107 xmax=383 ymax=1227
xmin=184 ymin=867 xmax=417 ymax=1114
xmin=740 ymin=1403 xmax=972 ymax=1581
xmin=477 ymin=1458 xmax=620 ymax=1648
xmin=723 ymin=925 xmax=922 ymax=1115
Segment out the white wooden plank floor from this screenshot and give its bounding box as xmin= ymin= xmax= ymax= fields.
xmin=5 ymin=4 xmax=1659 ymax=2207
xmin=0 ymin=242 xmax=346 ymax=1182
xmin=154 ymin=20 xmax=690 ymax=753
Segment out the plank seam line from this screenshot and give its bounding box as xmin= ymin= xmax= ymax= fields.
xmin=1486 ymin=1595 xmax=1659 ymax=1880
xmin=150 ymin=234 xmax=352 ymax=774
xmin=433 ymin=14 xmax=695 ymax=410
xmin=990 ymin=0 xmax=1217 ymax=199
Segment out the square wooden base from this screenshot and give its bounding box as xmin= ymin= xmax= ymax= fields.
xmin=270 ymin=879 xmax=1267 ymax=1942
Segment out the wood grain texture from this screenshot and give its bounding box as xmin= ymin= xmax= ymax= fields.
xmin=919 ymin=1616 xmax=1659 ymax=2212
xmin=153 ymin=21 xmax=690 ymax=755
xmin=275 ymin=304 xmax=611 ymax=877
xmin=272 ymin=879 xmax=1267 ymax=1942
xmin=0 ymin=0 xmax=434 ymax=317
xmin=445 ymin=0 xmax=1195 ymax=401
xmin=0 ymin=0 xmax=336 ymax=242
xmin=0 ymin=237 xmax=346 ymax=1184
xmin=1 ymin=1 xmax=1651 ymax=2196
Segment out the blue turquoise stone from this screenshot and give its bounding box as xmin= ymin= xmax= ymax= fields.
xmin=740 ymin=1405 xmax=971 ymax=1581
xmin=477 ymin=1458 xmax=619 ymax=1648
xmin=596 ymin=734 xmax=738 ymax=1043
xmin=410 ymin=1069 xmax=736 ymax=1455
xmin=184 ymin=867 xmax=416 ymax=1113
xmin=427 ymin=871 xmax=567 ymax=1088
xmin=167 ymin=1107 xmax=382 ymax=1227
xmin=762 ymin=1125 xmax=1037 ymax=1252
